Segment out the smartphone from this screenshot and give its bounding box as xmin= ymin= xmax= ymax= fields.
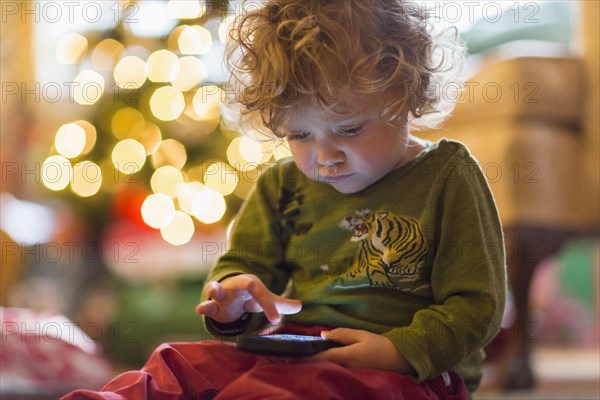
xmin=236 ymin=334 xmax=343 ymax=356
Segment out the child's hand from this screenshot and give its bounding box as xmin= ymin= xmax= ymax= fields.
xmin=307 ymin=328 xmax=416 ymax=374
xmin=195 ymin=274 xmax=302 ymax=324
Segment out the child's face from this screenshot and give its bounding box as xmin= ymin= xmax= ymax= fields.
xmin=279 ymin=97 xmax=413 ymax=194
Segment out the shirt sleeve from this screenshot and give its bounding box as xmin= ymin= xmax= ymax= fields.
xmin=200 ymin=164 xmax=291 ymax=339
xmin=383 ymin=156 xmax=507 ymax=382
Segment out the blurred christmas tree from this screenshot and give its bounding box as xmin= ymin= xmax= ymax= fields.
xmin=34 ymin=0 xmax=293 ymax=366
xmin=40 ymin=0 xmax=291 ymax=247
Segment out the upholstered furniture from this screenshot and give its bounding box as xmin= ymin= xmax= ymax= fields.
xmin=420 ymin=56 xmax=597 ymax=389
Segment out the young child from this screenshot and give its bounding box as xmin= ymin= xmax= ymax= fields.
xmin=64 ymin=1 xmax=505 ymax=399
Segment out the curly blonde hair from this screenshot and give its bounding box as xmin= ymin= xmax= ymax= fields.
xmin=222 ymin=0 xmax=464 ymax=138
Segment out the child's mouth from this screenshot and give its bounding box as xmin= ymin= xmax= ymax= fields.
xmin=323 ymin=174 xmax=353 ymax=183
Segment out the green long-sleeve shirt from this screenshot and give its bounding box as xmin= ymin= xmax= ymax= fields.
xmin=201 ymin=139 xmax=506 ymax=392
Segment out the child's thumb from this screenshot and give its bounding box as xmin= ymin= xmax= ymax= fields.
xmin=321 ymin=328 xmax=360 ymax=344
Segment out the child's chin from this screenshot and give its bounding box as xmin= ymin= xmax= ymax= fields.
xmin=327 ymin=181 xmax=366 ymax=194
xmin=309 ymin=175 xmax=367 ymax=194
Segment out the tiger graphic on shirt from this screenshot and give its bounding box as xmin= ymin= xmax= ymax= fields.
xmin=336 ymin=209 xmax=429 ymax=292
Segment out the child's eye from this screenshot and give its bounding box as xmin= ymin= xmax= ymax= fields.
xmin=336 ymin=125 xmax=364 ymax=136
xmin=288 ymin=130 xmax=311 ymax=142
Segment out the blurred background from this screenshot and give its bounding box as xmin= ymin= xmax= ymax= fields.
xmin=0 ymin=0 xmax=598 ymax=398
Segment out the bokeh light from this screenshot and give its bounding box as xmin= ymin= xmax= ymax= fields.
xmin=191 ymin=188 xmax=227 ymax=224
xmin=111 ymin=107 xmax=145 ymax=140
xmin=228 ymin=136 xmax=273 ymax=169
xmin=114 ymin=56 xmax=147 ymax=89
xmin=178 ymin=25 xmax=212 ymax=55
xmin=129 ymin=1 xmax=177 ymax=38
xmin=160 ymin=211 xmax=195 ymax=246
xmin=91 ymin=38 xmax=124 ymax=72
xmin=74 ymin=120 xmax=97 ymax=155
xmin=151 ymin=139 xmax=187 ymax=170
xmin=218 ymin=15 xmax=236 ymax=44
xmin=56 ymin=33 xmax=88 ymax=64
xmin=203 ymin=161 xmax=238 ymax=196
xmin=42 ymin=155 xmax=72 ymax=191
xmin=42 ymin=6 xmax=292 ymax=245
xmin=111 ymin=139 xmax=146 ymax=174
xmin=120 ymin=45 xmax=150 ymax=61
xmin=227 ymin=137 xmax=263 ymax=171
xmin=192 ymin=85 xmax=223 ymax=120
xmin=139 ymin=122 xmax=162 ymax=155
xmin=183 ymin=88 xmax=221 ymax=135
xmin=189 ymin=118 xmax=220 ymax=136
xmin=150 ymin=166 xmax=184 ymax=198
xmin=55 ymin=123 xmax=86 ymax=159
xmin=71 ymin=161 xmax=102 ymax=197
xmin=72 ymin=70 xmax=105 ymax=105
xmin=177 ymin=181 xmax=205 ymax=215
xmin=167 ymin=25 xmax=187 ymax=52
xmin=149 ymin=86 xmax=185 ymax=121
xmin=167 ymin=0 xmax=205 ymax=19
xmin=146 ymin=50 xmax=181 ymax=83
xmin=171 ymin=56 xmax=207 ymax=91
xmin=141 ymin=193 xmax=176 ymax=229
xmin=226 ymin=137 xmax=246 ymax=170
xmin=239 ymin=137 xmax=264 ymax=164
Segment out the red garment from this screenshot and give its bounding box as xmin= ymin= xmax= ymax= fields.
xmin=62 ymin=325 xmax=467 ymax=400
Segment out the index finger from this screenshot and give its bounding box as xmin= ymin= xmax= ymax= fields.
xmin=244 ymin=278 xmax=281 ymax=323
xmin=243 ymin=296 xmax=302 ymax=315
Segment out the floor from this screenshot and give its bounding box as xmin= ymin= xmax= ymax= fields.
xmin=475 ymin=346 xmax=600 ymax=400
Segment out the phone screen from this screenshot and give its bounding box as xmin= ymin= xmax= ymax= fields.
xmin=254 ymin=334 xmax=327 ymax=342
xmin=236 ymin=334 xmax=342 ymax=356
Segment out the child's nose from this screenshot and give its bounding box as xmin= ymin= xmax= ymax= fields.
xmin=315 ymin=139 xmax=345 ymax=166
